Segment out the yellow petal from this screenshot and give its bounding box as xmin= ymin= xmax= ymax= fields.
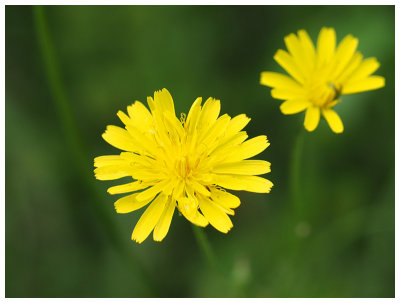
xmin=187 ymin=180 xmax=211 ymax=196
xmin=342 ymin=76 xmax=385 ymax=94
xmin=210 ymin=131 xmax=248 ymax=159
xmin=117 ymin=110 xmax=131 ymax=126
xmin=222 ymin=135 xmax=269 ymax=163
xmin=274 ymin=49 xmax=305 ymax=84
xmin=153 ymin=88 xmax=175 ymax=115
xmin=335 ymin=52 xmax=363 ymax=83
xmin=280 ymin=99 xmax=310 ymax=114
xmin=260 ymin=72 xmax=303 ymax=90
xmin=94 ymin=164 xmax=131 ymax=180
xmin=297 ymin=29 xmax=316 ymax=69
xmin=136 ymin=180 xmax=169 ymax=202
xmin=331 ymin=34 xmax=359 ymax=79
xmin=199 ymin=114 xmax=231 ymax=147
xmin=131 ymin=194 xmax=167 ymax=243
xmin=197 ymin=97 xmax=221 ymax=131
xmin=94 ymin=155 xmax=124 ymax=168
xmin=153 ymin=198 xmax=176 ymax=242
xmin=271 ymin=88 xmax=306 ymax=100
xmin=224 ymin=114 xmax=250 ymax=137
xmin=125 ymin=124 xmax=158 ymax=155
xmin=198 ymin=198 xmax=233 ymax=233
xmin=127 ymin=101 xmax=153 ymax=132
xmin=213 ymin=174 xmax=273 ymax=193
xmin=317 ymin=27 xmax=336 ymax=67
xmin=322 ymin=109 xmax=344 ymax=134
xmin=185 ymin=210 xmax=209 ymax=227
xmin=114 ymin=193 xmax=153 ymax=214
xmin=345 ymin=57 xmax=381 ymax=83
xmin=102 ymin=125 xmax=137 ymax=152
xmin=107 ymin=181 xmax=148 ymax=195
xmin=210 ymin=187 xmax=241 ymax=209
xmin=186 ymin=97 xmax=202 ymax=132
xmin=284 ymin=33 xmax=309 ymax=75
xmin=304 ymin=106 xmax=320 ymax=132
xmin=177 ymin=197 xmax=208 ymax=227
xmin=213 ymin=160 xmax=271 ymax=175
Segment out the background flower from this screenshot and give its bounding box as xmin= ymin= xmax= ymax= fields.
xmin=260 ymin=27 xmax=385 ymax=133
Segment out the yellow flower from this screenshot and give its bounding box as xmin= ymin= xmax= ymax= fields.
xmin=94 ymin=89 xmax=273 ymax=243
xmin=260 ymin=27 xmax=385 ymax=133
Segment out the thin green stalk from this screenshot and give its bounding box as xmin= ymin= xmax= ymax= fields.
xmin=33 ymin=3 xmax=118 ymax=249
xmin=33 ymin=6 xmax=156 ymax=295
xmin=290 ymin=127 xmax=305 ymax=219
xmin=192 ymin=225 xmax=216 ymax=267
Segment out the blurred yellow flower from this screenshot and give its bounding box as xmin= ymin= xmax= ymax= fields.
xmin=94 ymin=89 xmax=273 ymax=243
xmin=260 ymin=27 xmax=385 ymax=133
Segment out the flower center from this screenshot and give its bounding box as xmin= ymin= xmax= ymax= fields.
xmin=308 ymin=80 xmax=341 ymax=108
xmin=176 ymin=155 xmax=192 ymax=179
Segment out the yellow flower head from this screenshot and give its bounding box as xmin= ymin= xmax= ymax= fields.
xmin=260 ymin=27 xmax=385 ymax=133
xmin=94 ymin=89 xmax=273 ymax=243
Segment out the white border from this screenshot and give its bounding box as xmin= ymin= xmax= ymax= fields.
xmin=0 ymin=1 xmax=398 ymax=5
xmin=2 ymin=2 xmax=397 ymax=302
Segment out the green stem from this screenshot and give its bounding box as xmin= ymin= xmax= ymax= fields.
xmin=192 ymin=225 xmax=216 ymax=267
xmin=33 ymin=3 xmax=119 ymax=251
xmin=33 ymin=6 xmax=156 ymax=296
xmin=290 ymin=128 xmax=305 ymax=219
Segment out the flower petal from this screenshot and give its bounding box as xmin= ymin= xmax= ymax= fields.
xmin=94 ymin=164 xmax=131 ymax=180
xmin=317 ymin=27 xmax=336 ymax=67
xmin=322 ymin=108 xmax=344 ymax=134
xmin=108 ymin=181 xmax=148 ymax=195
xmin=297 ymin=29 xmax=316 ymax=69
xmin=213 ymin=160 xmax=271 ymax=175
xmin=136 ymin=180 xmax=169 ymax=202
xmin=280 ymin=99 xmax=310 ymax=114
xmin=153 ymin=198 xmax=176 ymax=242
xmin=177 ymin=197 xmax=208 ymax=227
xmin=102 ymin=125 xmax=137 ymax=152
xmin=224 ymin=114 xmax=250 ymax=137
xmin=213 ymin=174 xmax=273 ymax=193
xmin=94 ymin=155 xmax=124 ymax=168
xmin=342 ymin=76 xmax=385 ymax=94
xmin=274 ymin=49 xmax=305 ymax=84
xmin=331 ymin=34 xmax=359 ymax=79
xmin=335 ymin=51 xmax=363 ymax=83
xmin=210 ymin=187 xmax=241 ymax=209
xmin=186 ymin=97 xmax=202 ymax=131
xmin=284 ymin=33 xmax=309 ymax=76
xmin=222 ymin=135 xmax=270 ymax=163
xmin=304 ymin=106 xmax=320 ymax=132
xmin=198 ymin=197 xmax=233 ymax=233
xmin=153 ymin=88 xmax=175 ymax=115
xmin=260 ymin=71 xmax=303 ymax=90
xmin=271 ymin=88 xmax=307 ymax=100
xmin=127 ymin=101 xmax=153 ymax=132
xmin=346 ymin=57 xmax=381 ymax=83
xmin=131 ymin=194 xmax=167 ymax=243
xmin=197 ymin=97 xmax=221 ymax=131
xmin=114 ymin=193 xmax=153 ymax=214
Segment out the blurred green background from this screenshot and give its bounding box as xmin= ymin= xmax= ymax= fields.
xmin=6 ymin=5 xmax=394 ymax=298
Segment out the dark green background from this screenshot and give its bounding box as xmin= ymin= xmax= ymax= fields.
xmin=6 ymin=5 xmax=394 ymax=297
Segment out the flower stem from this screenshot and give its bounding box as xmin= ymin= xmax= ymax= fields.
xmin=33 ymin=6 xmax=157 ymax=295
xmin=290 ymin=128 xmax=305 ymax=219
xmin=33 ymin=3 xmax=117 ymax=250
xmin=192 ymin=225 xmax=217 ymax=267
